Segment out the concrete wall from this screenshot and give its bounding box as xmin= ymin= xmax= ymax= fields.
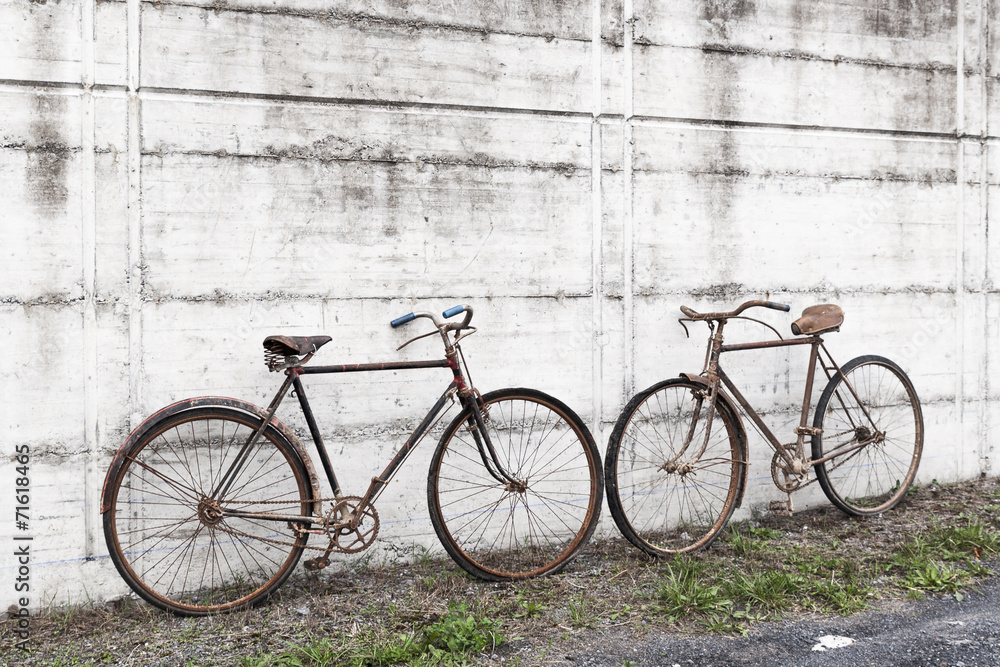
xmin=0 ymin=0 xmax=996 ymax=607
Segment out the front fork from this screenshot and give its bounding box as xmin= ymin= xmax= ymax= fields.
xmin=459 ymin=389 xmax=525 ymax=491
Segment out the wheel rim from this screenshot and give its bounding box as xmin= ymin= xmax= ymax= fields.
xmin=108 ymin=413 xmax=309 ymax=613
xmin=613 ymin=383 xmax=740 ymax=554
xmin=433 ymin=396 xmax=598 ymax=578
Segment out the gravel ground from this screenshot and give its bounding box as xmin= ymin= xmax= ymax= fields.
xmin=3 ymin=476 xmax=1000 ymax=666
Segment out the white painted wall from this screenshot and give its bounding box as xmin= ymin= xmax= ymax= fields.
xmin=0 ymin=0 xmax=996 ymax=608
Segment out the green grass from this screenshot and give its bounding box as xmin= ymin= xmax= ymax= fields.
xmin=723 ymin=523 xmax=784 ymax=557
xmin=723 ymin=570 xmax=805 ymax=612
xmin=567 ymin=596 xmax=597 ymax=629
xmin=648 ymin=515 xmax=999 ymax=631
xmin=238 ymin=603 xmax=502 ymax=667
xmin=655 ymin=558 xmax=732 ymax=622
xmin=924 ymin=519 xmax=1000 ymax=560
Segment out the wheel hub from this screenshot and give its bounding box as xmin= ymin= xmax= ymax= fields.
xmin=505 ymin=479 xmax=527 ymax=493
xmin=197 ymin=497 xmax=223 ymax=527
xmin=660 ymin=461 xmax=694 ymax=476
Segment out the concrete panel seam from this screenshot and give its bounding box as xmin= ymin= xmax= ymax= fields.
xmin=142 ymin=292 xmax=596 ymax=304
xmin=0 ymin=297 xmax=87 ymax=307
xmin=630 ymin=166 xmax=958 ymax=185
xmin=0 ymin=79 xmax=88 ymax=93
xmin=81 ymin=0 xmax=99 ymax=562
xmin=622 ymin=0 xmax=634 ymax=400
xmin=629 ymin=115 xmax=990 ymax=141
xmin=670 ymin=42 xmax=960 ymax=74
xmin=147 ymin=1 xmax=588 ymax=44
xmin=638 ymin=286 xmax=969 ymax=298
xmin=139 ymin=148 xmax=588 ymax=173
xmin=137 ymin=86 xmax=597 ymax=120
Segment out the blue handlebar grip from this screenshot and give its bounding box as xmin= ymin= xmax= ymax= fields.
xmin=767 ymin=301 xmax=791 ymax=312
xmin=390 ymin=312 xmax=416 ymax=328
xmin=442 ymin=305 xmax=466 ymax=319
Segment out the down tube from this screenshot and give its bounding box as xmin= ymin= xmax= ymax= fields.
xmin=364 ymin=382 xmax=458 ymax=503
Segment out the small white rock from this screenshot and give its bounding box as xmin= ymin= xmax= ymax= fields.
xmin=812 ymin=635 xmax=854 ymax=651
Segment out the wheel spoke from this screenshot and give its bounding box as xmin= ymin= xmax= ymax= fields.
xmin=813 ymin=357 xmax=922 ymax=516
xmin=430 ymin=391 xmax=600 ymax=579
xmin=607 ymin=380 xmax=741 ymax=556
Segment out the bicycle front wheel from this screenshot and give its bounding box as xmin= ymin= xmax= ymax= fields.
xmin=812 ymin=355 xmax=923 ymax=516
xmin=427 ymin=388 xmax=602 ymax=580
xmin=103 ymin=407 xmax=313 ymax=615
xmin=605 ymin=379 xmax=744 ymax=557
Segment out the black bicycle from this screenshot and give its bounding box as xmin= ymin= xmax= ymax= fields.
xmin=102 ymin=306 xmax=603 ymax=615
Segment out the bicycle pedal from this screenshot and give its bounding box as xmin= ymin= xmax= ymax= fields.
xmin=304 ymin=557 xmax=330 ymax=571
xmin=769 ymin=499 xmax=794 ymax=517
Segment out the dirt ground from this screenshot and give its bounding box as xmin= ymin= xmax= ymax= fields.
xmin=4 ymin=475 xmax=1000 ymax=666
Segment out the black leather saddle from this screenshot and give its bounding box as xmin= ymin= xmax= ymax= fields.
xmin=262 ymin=335 xmax=332 ymax=357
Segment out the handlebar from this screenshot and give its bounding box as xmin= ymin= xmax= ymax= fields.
xmin=679 ymin=299 xmax=790 ymax=321
xmin=390 ymin=305 xmax=475 ymax=333
xmin=390 ymin=312 xmax=417 ymax=328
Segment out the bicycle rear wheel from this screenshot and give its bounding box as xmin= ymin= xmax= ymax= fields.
xmin=103 ymin=407 xmax=313 ymax=615
xmin=605 ymin=378 xmax=744 ymax=557
xmin=427 ymin=388 xmax=602 ymax=580
xmin=812 ymin=355 xmax=923 ymax=516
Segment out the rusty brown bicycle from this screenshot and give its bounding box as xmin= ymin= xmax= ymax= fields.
xmin=102 ymin=306 xmax=602 ymax=615
xmin=605 ymin=299 xmax=923 ymax=557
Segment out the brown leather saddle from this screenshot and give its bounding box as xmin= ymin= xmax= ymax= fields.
xmin=791 ymin=304 xmax=844 ymax=336
xmin=262 ymin=335 xmax=332 ymax=357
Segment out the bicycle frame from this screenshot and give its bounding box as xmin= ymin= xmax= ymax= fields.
xmin=697 ymin=317 xmax=882 ymax=475
xmin=213 ymin=350 xmax=506 ymax=528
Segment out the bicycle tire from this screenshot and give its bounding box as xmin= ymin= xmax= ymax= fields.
xmin=427 ymin=388 xmax=602 ymax=580
xmin=812 ymin=355 xmax=923 ymax=516
xmin=605 ymin=378 xmax=744 ymax=557
xmin=103 ymin=407 xmax=313 ymax=615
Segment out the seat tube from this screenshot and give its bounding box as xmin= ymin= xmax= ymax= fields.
xmin=292 ymin=374 xmax=341 ymax=497
xmin=793 ymin=340 xmax=822 ymax=455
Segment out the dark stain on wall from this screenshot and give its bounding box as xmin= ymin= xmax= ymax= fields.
xmin=866 ymin=0 xmax=956 ymax=40
xmin=24 ymin=94 xmax=71 ymax=215
xmin=700 ymin=0 xmax=757 ymax=40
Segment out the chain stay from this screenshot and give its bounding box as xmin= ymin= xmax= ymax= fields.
xmin=212 ymin=496 xmax=367 ymax=554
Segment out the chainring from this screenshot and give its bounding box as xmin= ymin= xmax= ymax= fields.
xmin=327 ymin=496 xmax=380 ymax=554
xmin=771 ymin=450 xmax=808 ymax=493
